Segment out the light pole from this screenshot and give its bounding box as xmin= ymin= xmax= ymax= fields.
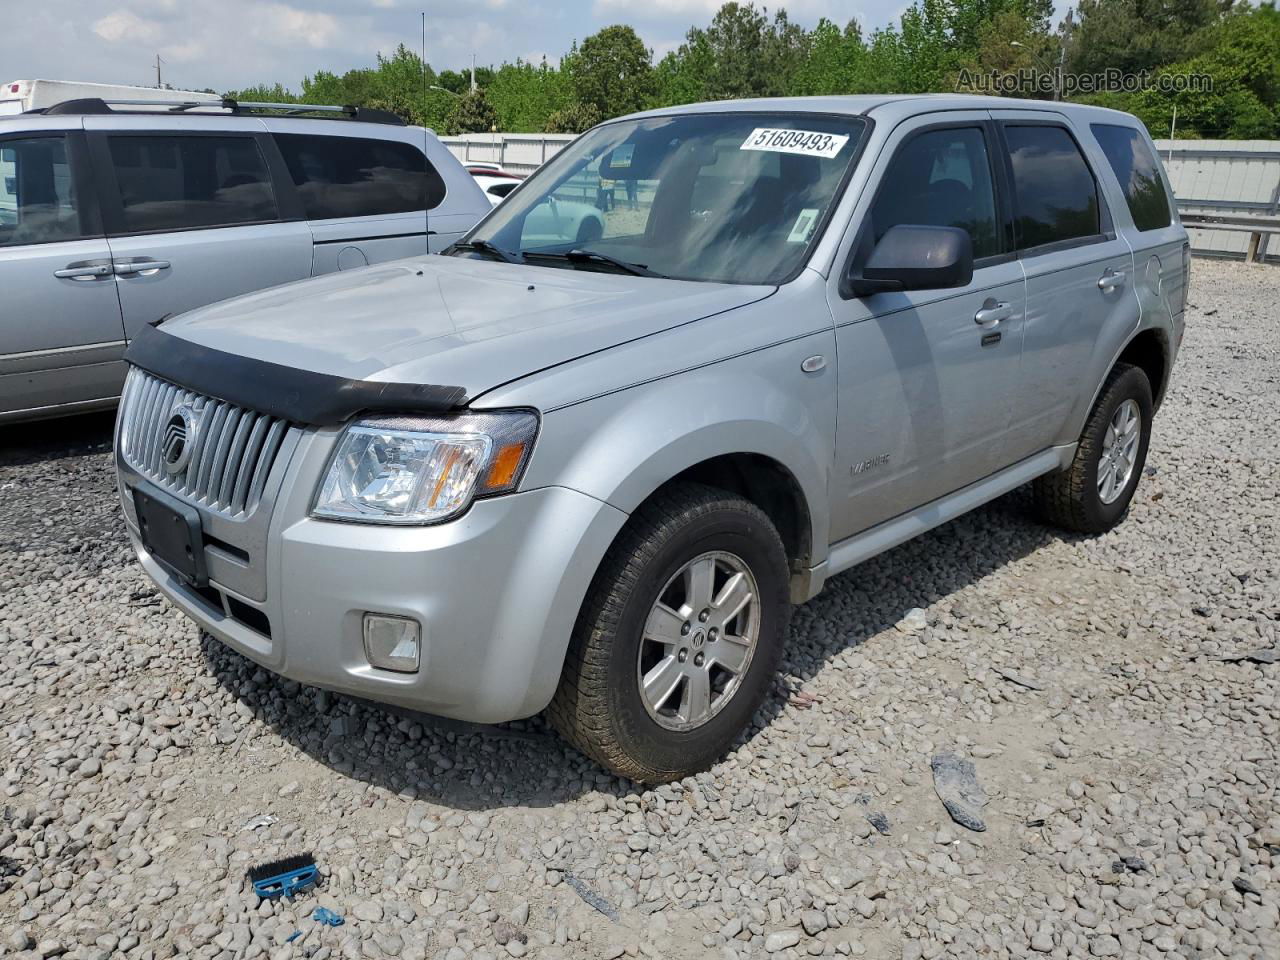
xmin=429 ymin=85 xmax=461 ymax=98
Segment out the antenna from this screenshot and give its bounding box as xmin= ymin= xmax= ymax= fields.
xmin=422 ymin=11 xmax=431 ymax=258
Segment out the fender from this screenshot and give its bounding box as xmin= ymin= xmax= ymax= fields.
xmin=518 ymin=335 xmax=837 ymax=569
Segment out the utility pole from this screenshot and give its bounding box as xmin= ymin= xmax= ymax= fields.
xmin=470 ymin=53 xmax=476 ymax=93
xmin=154 ymin=54 xmax=164 ymax=89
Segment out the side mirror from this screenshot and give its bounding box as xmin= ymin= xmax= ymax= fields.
xmin=848 ymin=224 xmax=974 ymax=297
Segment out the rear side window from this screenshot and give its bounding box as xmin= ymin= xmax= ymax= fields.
xmin=108 ymin=136 xmax=278 ymax=233
xmin=1091 ymin=124 xmax=1173 ymax=231
xmin=871 ymin=127 xmax=1001 ymax=259
xmin=0 ymin=136 xmax=87 ymax=247
xmin=274 ymin=134 xmax=446 ymax=220
xmin=1003 ymin=125 xmax=1101 ymax=250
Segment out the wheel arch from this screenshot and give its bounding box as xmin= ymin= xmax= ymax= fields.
xmin=1115 ymin=327 xmax=1171 ymax=411
xmin=642 ymin=452 xmax=814 ymax=575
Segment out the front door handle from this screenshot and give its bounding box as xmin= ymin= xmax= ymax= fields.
xmin=114 ymin=259 xmax=171 ymax=276
xmin=974 ymin=299 xmax=1012 ymax=326
xmin=54 ymin=262 xmax=113 ymax=280
xmin=1098 ymin=269 xmax=1126 ymax=292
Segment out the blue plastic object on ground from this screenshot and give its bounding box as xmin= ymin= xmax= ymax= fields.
xmin=246 ymin=853 xmax=319 ymax=900
xmin=313 ymin=906 xmax=344 ymax=927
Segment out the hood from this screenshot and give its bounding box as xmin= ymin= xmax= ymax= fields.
xmin=161 ymin=255 xmax=774 ymax=401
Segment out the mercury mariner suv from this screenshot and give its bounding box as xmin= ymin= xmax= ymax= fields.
xmin=116 ymin=96 xmax=1188 ymax=782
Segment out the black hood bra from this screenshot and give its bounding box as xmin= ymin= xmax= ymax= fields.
xmin=124 ymin=324 xmax=469 ymax=427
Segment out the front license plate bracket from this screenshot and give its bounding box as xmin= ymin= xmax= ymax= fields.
xmin=133 ymin=486 xmax=208 ymax=587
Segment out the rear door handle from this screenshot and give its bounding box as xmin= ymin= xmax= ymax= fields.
xmin=974 ymin=300 xmax=1012 ymax=326
xmin=114 ymin=259 xmax=171 ymax=276
xmin=54 ymin=262 xmax=113 ymax=280
xmin=1098 ymin=269 xmax=1126 ymax=292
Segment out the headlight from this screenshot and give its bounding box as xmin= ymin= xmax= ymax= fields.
xmin=312 ymin=411 xmax=539 ymax=524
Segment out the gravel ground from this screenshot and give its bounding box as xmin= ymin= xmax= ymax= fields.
xmin=1 ymin=259 xmax=1277 ymax=960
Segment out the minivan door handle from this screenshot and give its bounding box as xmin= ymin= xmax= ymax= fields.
xmin=114 ymin=258 xmax=171 ymax=276
xmin=54 ymin=261 xmax=113 ymax=280
xmin=1097 ymin=269 xmax=1126 ymax=292
xmin=974 ymin=299 xmax=1012 ymax=326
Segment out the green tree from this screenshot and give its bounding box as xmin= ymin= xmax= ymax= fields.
xmin=223 ymin=83 xmax=300 ymax=103
xmin=489 ymin=58 xmax=573 ymax=132
xmin=1066 ymin=0 xmax=1222 ymax=77
xmin=566 ymin=25 xmax=654 ymax=119
xmin=544 ymin=101 xmax=603 ymax=133
xmin=445 ymin=88 xmax=499 ymax=135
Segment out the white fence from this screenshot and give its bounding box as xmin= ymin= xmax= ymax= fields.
xmin=439 ymin=133 xmax=576 ymax=176
xmin=443 ymin=133 xmax=1280 ymax=264
xmin=1156 ymin=139 xmax=1280 ymax=263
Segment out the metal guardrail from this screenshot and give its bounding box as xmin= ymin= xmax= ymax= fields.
xmin=1179 ymin=212 xmax=1280 ymax=264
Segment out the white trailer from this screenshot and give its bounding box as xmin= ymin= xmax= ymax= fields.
xmin=0 ymin=79 xmax=221 ymax=116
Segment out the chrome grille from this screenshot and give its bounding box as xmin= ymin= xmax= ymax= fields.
xmin=119 ymin=368 xmax=296 ymax=518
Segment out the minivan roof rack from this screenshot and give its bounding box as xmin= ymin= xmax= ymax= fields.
xmin=36 ymin=97 xmax=406 ymax=126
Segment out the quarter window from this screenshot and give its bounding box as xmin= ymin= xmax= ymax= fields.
xmin=273 ymin=134 xmax=446 ymax=220
xmin=0 ymin=136 xmax=87 ymax=247
xmin=108 ymin=136 xmax=279 ymax=233
xmin=871 ymin=127 xmax=1001 ymax=259
xmin=1003 ymin=125 xmax=1101 ymax=249
xmin=1091 ymin=124 xmax=1172 ymax=232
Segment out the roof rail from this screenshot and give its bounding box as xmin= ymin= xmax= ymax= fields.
xmin=38 ymin=97 xmax=406 ymax=125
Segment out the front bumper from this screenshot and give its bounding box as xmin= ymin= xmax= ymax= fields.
xmin=123 ymin=448 xmax=627 ymax=723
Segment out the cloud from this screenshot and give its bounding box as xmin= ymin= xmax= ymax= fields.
xmin=92 ymin=11 xmax=159 ymax=45
xmin=261 ymin=4 xmax=340 ymax=48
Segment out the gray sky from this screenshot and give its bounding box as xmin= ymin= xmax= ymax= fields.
xmin=3 ymin=1 xmax=916 ymax=94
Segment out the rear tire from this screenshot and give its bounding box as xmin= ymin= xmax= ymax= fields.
xmin=549 ymin=483 xmax=790 ymax=783
xmin=1033 ymin=363 xmax=1153 ymax=534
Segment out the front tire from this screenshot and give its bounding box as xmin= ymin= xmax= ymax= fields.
xmin=1033 ymin=363 xmax=1153 ymax=534
xmin=549 ymin=483 xmax=790 ymax=783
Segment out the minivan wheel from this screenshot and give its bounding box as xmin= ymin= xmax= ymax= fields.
xmin=549 ymin=483 xmax=790 ymax=783
xmin=1033 ymin=363 xmax=1153 ymax=534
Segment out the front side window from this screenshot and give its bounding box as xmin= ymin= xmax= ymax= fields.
xmin=459 ymin=113 xmax=866 ymax=284
xmin=1091 ymin=124 xmax=1173 ymax=232
xmin=0 ymin=136 xmax=85 ymax=247
xmin=274 ymin=134 xmax=446 ymax=220
xmin=1003 ymin=125 xmax=1101 ymax=250
xmin=871 ymin=127 xmax=1000 ymax=260
xmin=108 ymin=136 xmax=278 ymax=233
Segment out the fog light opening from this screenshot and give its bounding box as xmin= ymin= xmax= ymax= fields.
xmin=362 ymin=614 xmax=421 ymax=673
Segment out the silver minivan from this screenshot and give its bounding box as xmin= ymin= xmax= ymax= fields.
xmin=0 ymin=97 xmax=490 ymax=422
xmin=116 ymin=95 xmax=1188 ymax=782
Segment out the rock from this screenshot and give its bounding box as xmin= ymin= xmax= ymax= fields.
xmin=801 ymin=910 xmax=828 ymax=935
xmin=897 ymin=608 xmax=928 ymax=632
xmin=765 ymin=930 xmax=802 ymax=953
xmin=354 ymin=901 xmax=384 ymax=923
xmin=930 ymin=752 xmax=988 ymax=832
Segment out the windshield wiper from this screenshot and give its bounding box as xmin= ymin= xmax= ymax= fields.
xmin=449 ymin=239 xmax=525 ymax=264
xmin=531 ymin=249 xmax=665 ymax=278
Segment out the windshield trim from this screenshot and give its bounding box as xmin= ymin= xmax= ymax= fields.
xmin=450 ymin=110 xmax=876 ymax=287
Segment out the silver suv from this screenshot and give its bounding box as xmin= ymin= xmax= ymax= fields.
xmin=115 ymin=96 xmax=1188 ymax=783
xmin=0 ymin=97 xmax=489 ymax=422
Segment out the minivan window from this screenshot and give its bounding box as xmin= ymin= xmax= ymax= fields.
xmin=0 ymin=136 xmax=85 ymax=247
xmin=461 ymin=113 xmax=867 ymax=285
xmin=108 ymin=135 xmax=278 ymax=233
xmin=871 ymin=127 xmax=1000 ymax=259
xmin=1091 ymin=124 xmax=1173 ymax=232
xmin=274 ymin=134 xmax=446 ymax=220
xmin=1003 ymin=125 xmax=1100 ymax=250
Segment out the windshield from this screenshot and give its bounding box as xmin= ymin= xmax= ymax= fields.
xmin=455 ymin=112 xmax=866 ymax=284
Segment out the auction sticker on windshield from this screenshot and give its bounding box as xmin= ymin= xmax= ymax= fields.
xmin=741 ymin=128 xmax=850 ymax=159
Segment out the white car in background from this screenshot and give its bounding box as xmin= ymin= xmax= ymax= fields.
xmin=466 ymin=162 xmax=605 ymax=246
xmin=467 ymin=163 xmax=524 ymax=205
